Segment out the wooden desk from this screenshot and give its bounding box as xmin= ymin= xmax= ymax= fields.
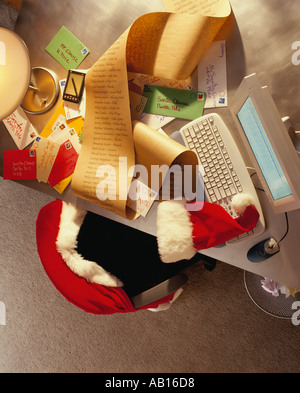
xmin=1 ymin=0 xmax=300 ymax=288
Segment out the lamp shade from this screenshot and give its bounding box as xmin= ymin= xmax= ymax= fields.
xmin=0 ymin=27 xmax=31 ymax=120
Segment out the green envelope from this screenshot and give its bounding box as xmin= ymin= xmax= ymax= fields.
xmin=142 ymin=85 xmax=206 ymax=120
xmin=45 ymin=26 xmax=90 ymax=70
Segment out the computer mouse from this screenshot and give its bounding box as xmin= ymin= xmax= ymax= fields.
xmin=247 ymin=237 xmax=280 ymax=263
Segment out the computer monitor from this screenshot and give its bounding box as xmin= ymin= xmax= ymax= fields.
xmin=230 ymin=73 xmax=300 ymax=214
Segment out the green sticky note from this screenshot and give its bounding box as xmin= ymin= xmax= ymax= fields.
xmin=142 ymin=85 xmax=206 ymax=120
xmin=45 ymin=26 xmax=90 ymax=70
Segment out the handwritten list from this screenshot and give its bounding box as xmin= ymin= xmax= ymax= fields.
xmin=71 ymin=0 xmax=231 ymax=219
xmin=72 ymin=32 xmax=135 ymax=215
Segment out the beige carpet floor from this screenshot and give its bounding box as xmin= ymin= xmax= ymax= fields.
xmin=0 ymin=0 xmax=19 ymax=29
xmin=0 ymin=178 xmax=299 ymax=373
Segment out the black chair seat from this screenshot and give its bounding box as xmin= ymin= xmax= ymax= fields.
xmin=76 ymin=211 xmax=201 ymax=297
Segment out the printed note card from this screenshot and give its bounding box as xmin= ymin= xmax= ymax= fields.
xmin=142 ymin=85 xmax=206 ymax=120
xmin=198 ymin=40 xmax=227 ymax=108
xmin=3 ymin=150 xmax=36 ymax=180
xmin=45 ymin=26 xmax=90 ymax=70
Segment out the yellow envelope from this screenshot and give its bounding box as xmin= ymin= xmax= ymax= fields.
xmin=40 ymin=101 xmax=84 ymax=193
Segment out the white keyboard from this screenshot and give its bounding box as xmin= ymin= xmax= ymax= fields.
xmin=180 ymin=113 xmax=265 ymax=244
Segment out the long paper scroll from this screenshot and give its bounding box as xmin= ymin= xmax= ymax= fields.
xmin=71 ymin=0 xmax=231 ymax=219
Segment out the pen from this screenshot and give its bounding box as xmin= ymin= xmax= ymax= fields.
xmin=72 ymin=77 xmax=78 ymax=98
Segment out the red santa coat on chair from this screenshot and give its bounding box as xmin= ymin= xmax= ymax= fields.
xmin=36 ymin=199 xmax=178 ymax=315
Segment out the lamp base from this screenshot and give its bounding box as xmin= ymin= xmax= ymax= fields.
xmin=21 ymin=67 xmax=59 ymax=115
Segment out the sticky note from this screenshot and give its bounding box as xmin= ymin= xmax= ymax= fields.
xmin=3 ymin=150 xmax=36 ymax=180
xmin=45 ymin=26 xmax=90 ymax=70
xmin=142 ymin=85 xmax=206 ymax=120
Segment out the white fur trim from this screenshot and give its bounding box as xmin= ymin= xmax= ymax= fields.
xmin=156 ymin=200 xmax=197 ymax=263
xmin=56 ymin=202 xmax=123 ymax=287
xmin=231 ymin=193 xmax=255 ymax=214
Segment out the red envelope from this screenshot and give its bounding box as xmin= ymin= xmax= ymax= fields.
xmin=3 ymin=150 xmax=37 ymax=180
xmin=48 ymin=140 xmax=79 ymax=187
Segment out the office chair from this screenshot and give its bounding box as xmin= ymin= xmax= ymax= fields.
xmin=36 ymin=199 xmax=211 ymax=314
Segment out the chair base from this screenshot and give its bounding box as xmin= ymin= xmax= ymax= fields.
xmin=131 ymin=273 xmax=188 ymax=309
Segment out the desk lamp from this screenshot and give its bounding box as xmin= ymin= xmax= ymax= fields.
xmin=0 ymin=27 xmax=59 ymax=120
xmin=0 ymin=26 xmax=30 ymax=120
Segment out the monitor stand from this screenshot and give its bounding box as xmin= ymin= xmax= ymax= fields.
xmin=282 ymin=116 xmax=300 ymax=157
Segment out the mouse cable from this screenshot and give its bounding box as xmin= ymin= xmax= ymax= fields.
xmin=277 ymin=212 xmax=289 ymax=244
xmin=249 ymin=170 xmax=289 ymax=244
xmin=249 ymin=170 xmax=264 ymax=192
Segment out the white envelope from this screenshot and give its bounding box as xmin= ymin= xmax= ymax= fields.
xmin=198 ymin=40 xmax=227 ymax=108
xmin=3 ymin=107 xmax=38 ymax=150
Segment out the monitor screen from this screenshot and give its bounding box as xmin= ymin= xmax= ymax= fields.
xmin=230 ymin=73 xmax=300 ymax=214
xmin=237 ymin=97 xmax=292 ymax=201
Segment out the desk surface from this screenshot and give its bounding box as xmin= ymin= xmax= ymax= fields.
xmin=1 ymin=0 xmax=300 ymax=288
